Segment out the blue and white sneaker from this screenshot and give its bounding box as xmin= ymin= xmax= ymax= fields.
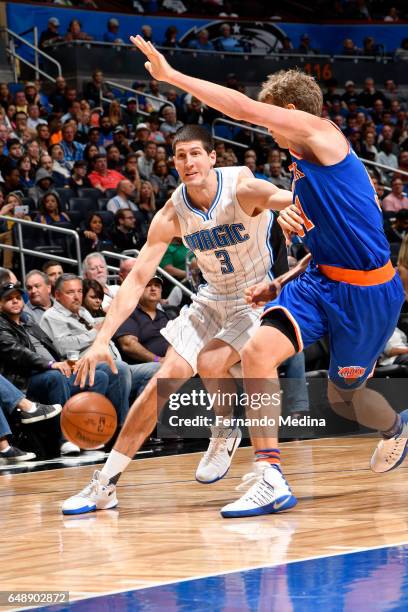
xmin=220 ymin=462 xmax=297 ymax=518
xmin=62 ymin=470 xmax=118 ymax=515
xmin=371 ymin=410 xmax=408 ymax=473
xmin=196 ymin=426 xmax=242 ymax=484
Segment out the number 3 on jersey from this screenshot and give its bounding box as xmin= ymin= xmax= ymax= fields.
xmin=215 ymin=249 xmax=234 ymax=274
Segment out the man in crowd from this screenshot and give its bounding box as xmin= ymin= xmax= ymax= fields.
xmin=107 ymin=179 xmax=138 ymax=213
xmin=24 ymin=270 xmax=54 ymax=324
xmin=110 ymin=209 xmax=145 ymax=252
xmin=82 ymin=253 xmax=119 ymax=309
xmin=382 ymin=177 xmax=408 ymax=212
xmin=42 ymin=261 xmax=64 ymax=292
xmin=40 ymin=274 xmax=131 ymax=425
xmin=137 ymin=142 xmax=157 ymax=179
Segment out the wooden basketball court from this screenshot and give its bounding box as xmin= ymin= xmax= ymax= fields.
xmin=2 ymin=437 xmax=408 ymax=609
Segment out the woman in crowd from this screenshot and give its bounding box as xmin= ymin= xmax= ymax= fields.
xmin=26 ymin=139 xmax=41 ymax=172
xmin=17 ymin=155 xmax=35 ymax=189
xmin=82 ymin=278 xmax=106 ymax=319
xmin=36 ymin=192 xmax=70 ymax=225
xmin=79 ymin=212 xmax=113 ymax=258
xmin=137 ymin=180 xmax=156 ymax=241
xmin=150 ymin=160 xmax=177 ymax=209
xmin=0 ymin=191 xmax=31 ymax=268
xmin=108 ymin=100 xmax=123 ymax=129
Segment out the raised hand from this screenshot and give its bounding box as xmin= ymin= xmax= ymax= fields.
xmin=130 ymin=35 xmax=176 ymax=82
xmin=244 ymin=279 xmax=282 ymax=308
xmin=74 ymin=341 xmax=118 ymax=388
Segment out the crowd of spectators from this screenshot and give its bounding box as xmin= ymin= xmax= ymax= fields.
xmin=0 ymin=64 xmax=407 ymax=464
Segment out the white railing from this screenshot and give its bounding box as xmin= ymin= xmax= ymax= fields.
xmin=0 ymin=216 xmax=81 ymax=281
xmin=3 ymin=27 xmax=62 ymax=82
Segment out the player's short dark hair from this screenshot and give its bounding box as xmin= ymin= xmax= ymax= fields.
xmin=172 ymin=125 xmax=214 ymax=154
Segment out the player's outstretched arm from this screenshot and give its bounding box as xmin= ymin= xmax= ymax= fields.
xmin=236 ymin=175 xmax=294 ymax=213
xmin=75 ymin=200 xmax=179 ymax=387
xmin=130 ymin=35 xmax=320 ymax=141
xmin=245 ymin=254 xmax=312 ymax=308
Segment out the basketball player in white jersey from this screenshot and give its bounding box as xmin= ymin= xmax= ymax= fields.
xmin=62 ymin=125 xmax=299 ymax=516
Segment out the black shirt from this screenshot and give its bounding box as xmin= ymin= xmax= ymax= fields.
xmin=114 ymin=305 xmax=169 ymax=363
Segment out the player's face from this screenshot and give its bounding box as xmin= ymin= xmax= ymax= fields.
xmin=174 ymin=141 xmax=216 ymax=186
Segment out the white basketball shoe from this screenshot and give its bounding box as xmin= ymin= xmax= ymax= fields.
xmin=220 ymin=461 xmax=297 ymax=518
xmin=371 ymin=410 xmax=408 ymax=473
xmin=195 ymin=426 xmax=242 ymax=484
xmin=62 ymin=470 xmax=118 ymax=515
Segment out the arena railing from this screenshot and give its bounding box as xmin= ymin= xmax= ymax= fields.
xmin=0 ymin=216 xmax=82 ymax=283
xmin=102 ymin=80 xmax=176 ymax=116
xmin=101 ymin=250 xmax=193 ymax=298
xmin=1 ymin=27 xmax=62 ymax=83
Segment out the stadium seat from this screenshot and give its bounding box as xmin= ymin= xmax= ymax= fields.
xmin=56 ymin=188 xmax=75 ymax=211
xmin=77 ymin=188 xmax=103 ymax=203
xmin=97 ymin=210 xmax=115 ymax=228
xmin=97 ymin=198 xmax=109 ymax=211
xmin=68 ymin=197 xmax=97 ymax=222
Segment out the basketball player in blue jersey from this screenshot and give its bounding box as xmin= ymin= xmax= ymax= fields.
xmin=130 ymin=37 xmax=406 ymax=518
xmin=62 ymin=125 xmax=301 ymax=515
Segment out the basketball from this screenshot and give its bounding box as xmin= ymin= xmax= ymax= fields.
xmin=61 ymin=393 xmax=117 ymax=449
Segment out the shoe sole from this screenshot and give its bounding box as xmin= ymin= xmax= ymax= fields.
xmin=195 ymin=429 xmax=242 ymax=485
xmin=62 ymin=498 xmax=118 ymax=516
xmin=0 ymin=453 xmax=36 ymax=464
xmin=371 ymin=437 xmax=408 ymax=473
xmin=220 ymin=495 xmax=298 ymax=518
xmin=21 ymin=405 xmax=62 ymax=424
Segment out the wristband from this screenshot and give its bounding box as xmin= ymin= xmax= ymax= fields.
xmin=153 ymin=355 xmax=160 ymax=363
xmin=47 ymin=360 xmax=55 ymax=369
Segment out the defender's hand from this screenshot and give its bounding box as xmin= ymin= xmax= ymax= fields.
xmin=74 ymin=342 xmax=117 ymax=388
xmin=244 ymin=279 xmax=282 ymax=308
xmin=278 ymin=205 xmax=304 ymax=237
xmin=130 ymin=35 xmax=176 ymax=82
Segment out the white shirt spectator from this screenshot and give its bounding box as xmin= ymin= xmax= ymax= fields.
xmin=107 ymin=195 xmax=139 ymax=214
xmin=379 ymin=328 xmax=408 ymax=366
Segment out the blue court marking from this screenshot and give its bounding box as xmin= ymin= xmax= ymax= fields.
xmin=37 ymin=543 xmax=408 ymax=611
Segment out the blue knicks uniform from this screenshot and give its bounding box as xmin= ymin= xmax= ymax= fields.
xmin=263 ymin=136 xmax=404 ymax=389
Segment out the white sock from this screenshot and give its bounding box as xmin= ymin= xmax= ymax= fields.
xmin=101 ymin=449 xmax=131 ymax=482
xmin=0 ymin=445 xmax=11 ymax=453
xmin=24 ymin=402 xmax=37 ymax=414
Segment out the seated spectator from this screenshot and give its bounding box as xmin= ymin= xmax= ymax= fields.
xmin=382 ymin=177 xmax=408 ymax=213
xmin=49 ymin=144 xmax=71 ymax=182
xmin=83 ymin=143 xmax=101 ymax=168
xmin=79 ymin=212 xmax=114 ymax=258
xmin=37 ymin=123 xmax=51 ymax=152
xmin=0 ymin=281 xmax=113 ymax=455
xmin=160 ymin=237 xmax=189 ymax=285
xmin=376 ymin=140 xmax=399 ymax=182
xmin=298 ymin=33 xmax=316 ymax=55
xmin=39 ymin=274 xmax=131 ymax=426
xmin=39 ymin=17 xmax=63 ymax=50
xmin=106 ymin=144 xmax=124 ymax=171
xmin=188 ymin=29 xmax=214 ymax=51
xmin=160 ymin=105 xmax=184 ymax=136
xmin=148 ymin=115 xmax=166 ymax=145
xmin=146 ymin=79 xmax=167 ymax=113
xmin=137 ymin=180 xmax=156 ymax=240
xmin=1 ymin=165 xmax=21 ymax=195
xmin=122 ymin=99 xmax=142 ymax=135
xmin=28 ymin=168 xmax=55 ymax=205
xmin=48 ymin=76 xmax=67 ymax=113
xmin=263 ymin=160 xmax=291 ymax=189
xmin=42 ymin=260 xmax=64 ymax=291
xmin=0 ymin=82 xmax=13 ymax=110
xmin=82 ymin=278 xmax=106 ymax=319
xmin=113 ymin=276 xmax=168 ymax=396
xmin=150 ymin=160 xmax=178 ymax=208
xmin=342 ymin=38 xmax=359 ymax=56
xmin=362 ymin=36 xmax=379 ymax=56
xmin=35 ymin=192 xmax=70 ymax=225
xmin=26 ymin=139 xmax=41 ymax=172
xmin=107 ymin=179 xmax=139 ymax=213
xmin=99 ymin=115 xmax=114 ymax=147
xmin=103 ymin=18 xmax=124 ymax=44
xmin=27 ymin=104 xmax=47 ymax=131
xmin=140 ymin=24 xmax=154 ymax=43
xmin=162 ymin=26 xmax=178 ymax=48
xmin=379 ymin=327 xmax=408 ymax=367
xmin=14 ymin=91 xmax=28 ymax=115
xmin=112 ymin=127 xmax=132 ymax=158
xmin=84 ymin=70 xmax=113 ymax=107
xmin=0 ymin=191 xmax=30 ymax=268
xmin=24 ymin=269 xmax=54 ymax=324
xmin=357 ymin=78 xmax=387 ymax=110
xmin=110 ymin=209 xmax=145 ymax=252
xmin=385 ymin=209 xmax=408 ymax=244
xmin=65 ymin=19 xmax=93 ymax=43
xmin=68 ymin=160 xmax=93 ymax=194
xmin=395 ymin=38 xmax=408 ymax=62
xmin=130 ymin=123 xmax=151 ymax=153
xmin=59 ymin=123 xmax=85 ymax=167
xmin=216 ymin=24 xmax=242 ymax=53
xmin=122 ymin=154 xmax=142 ymax=193
xmin=138 ymin=142 xmax=157 ymax=179
xmin=0 ymin=370 xmax=60 ymax=463
xmin=17 ymin=155 xmax=35 ymax=189
xmin=118 ymin=257 xmax=136 ymax=283
xmin=6 ymin=138 xmax=23 ymax=168
xmin=82 ymin=253 xmax=119 ymax=308
xmin=88 ymin=154 xmax=125 ymax=192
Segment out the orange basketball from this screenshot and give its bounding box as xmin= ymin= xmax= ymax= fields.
xmin=61 ymin=392 xmax=117 ymax=449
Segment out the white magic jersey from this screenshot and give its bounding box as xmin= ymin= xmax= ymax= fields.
xmin=171 ymin=166 xmax=277 ymax=298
